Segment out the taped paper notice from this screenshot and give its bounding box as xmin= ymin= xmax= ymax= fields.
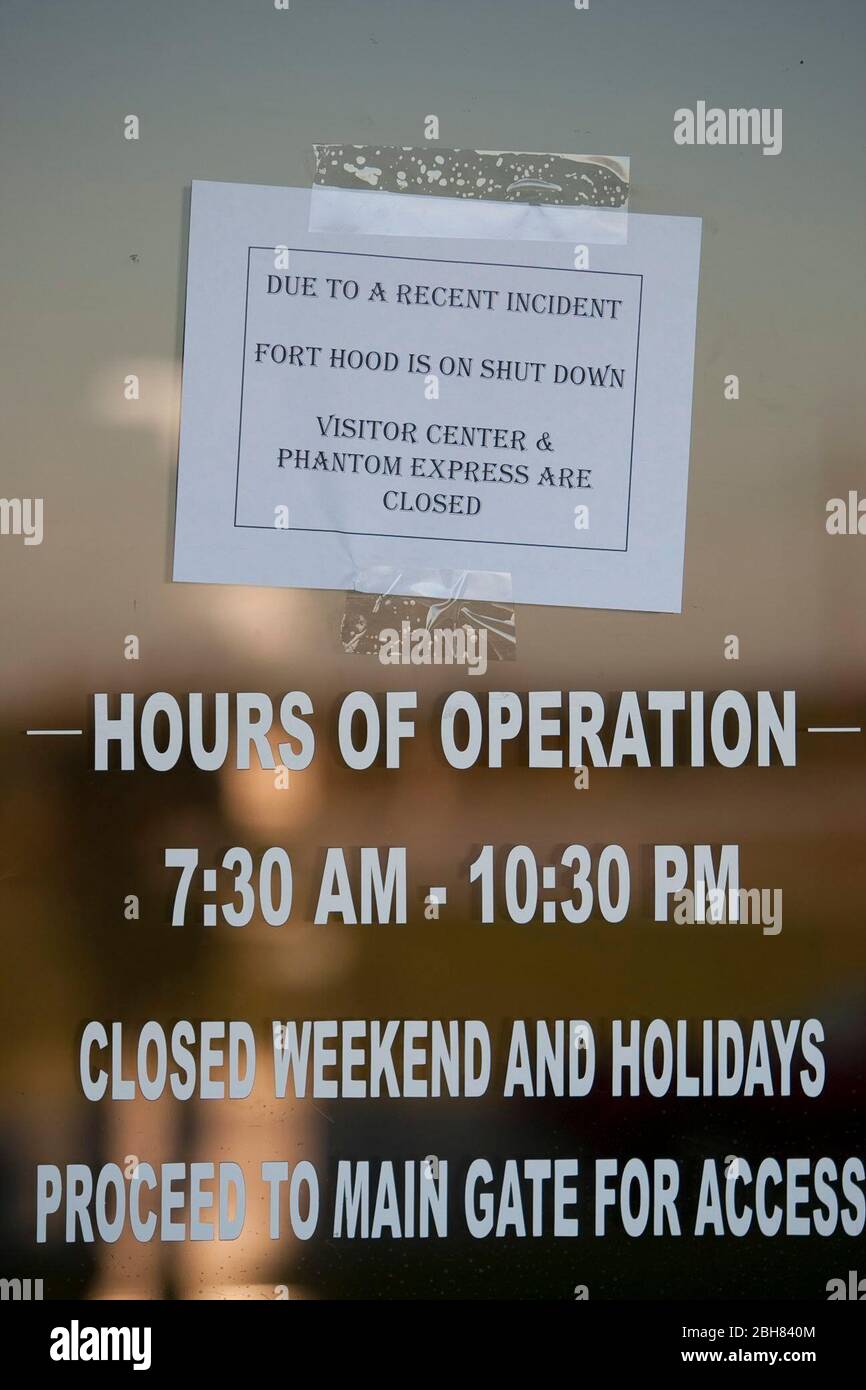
xmin=310 ymin=146 xmax=629 ymax=244
xmin=173 ymin=181 xmax=701 ymax=613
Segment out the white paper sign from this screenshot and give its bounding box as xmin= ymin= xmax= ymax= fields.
xmin=174 ymin=181 xmax=701 ymax=611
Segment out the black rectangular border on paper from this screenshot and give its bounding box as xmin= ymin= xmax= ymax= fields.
xmin=232 ymin=246 xmax=643 ymax=554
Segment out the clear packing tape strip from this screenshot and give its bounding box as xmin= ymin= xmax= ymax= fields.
xmin=341 ymin=567 xmax=516 ymax=665
xmin=309 ymin=146 xmax=630 ymax=245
